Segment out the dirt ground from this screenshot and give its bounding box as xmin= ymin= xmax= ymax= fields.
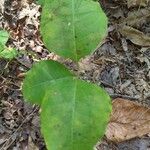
xmin=0 ymin=0 xmax=150 ymax=149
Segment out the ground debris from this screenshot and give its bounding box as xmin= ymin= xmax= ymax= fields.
xmin=123 ymin=8 xmax=150 ymax=28
xmin=119 ymin=25 xmax=150 ymax=47
xmin=0 ymin=0 xmax=150 ymax=149
xmin=127 ymin=0 xmax=149 ymax=8
xmin=106 ymin=98 xmax=150 ymax=142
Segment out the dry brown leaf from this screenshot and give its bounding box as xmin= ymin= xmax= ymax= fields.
xmin=106 ymin=98 xmax=150 ymax=142
xmin=127 ymin=0 xmax=148 ymax=8
xmin=119 ymin=25 xmax=150 ymax=47
xmin=0 ymin=0 xmax=4 ymax=13
xmin=78 ymin=56 xmax=97 ymax=73
xmin=25 ymin=136 xmax=39 ymax=150
xmin=125 ymin=9 xmax=150 ymax=27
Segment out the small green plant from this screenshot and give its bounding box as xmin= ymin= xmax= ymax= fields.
xmin=0 ymin=30 xmax=17 ymax=59
xmin=23 ymin=0 xmax=112 ymax=150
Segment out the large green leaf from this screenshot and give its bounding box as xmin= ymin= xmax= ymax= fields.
xmin=22 ymin=60 xmax=112 ymax=150
xmin=22 ymin=60 xmax=74 ymax=105
xmin=41 ymin=79 xmax=111 ymax=150
xmin=40 ymin=0 xmax=108 ymax=61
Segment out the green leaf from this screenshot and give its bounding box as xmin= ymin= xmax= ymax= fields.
xmin=0 ymin=30 xmax=17 ymax=59
xmin=0 ymin=44 xmax=4 ymax=53
xmin=36 ymin=0 xmax=45 ymax=5
xmin=40 ymin=0 xmax=108 ymax=61
xmin=0 ymin=30 xmax=9 ymax=46
xmin=0 ymin=47 xmax=18 ymax=59
xmin=22 ymin=60 xmax=74 ymax=105
xmin=41 ymin=79 xmax=111 ymax=150
xmin=22 ymin=60 xmax=112 ymax=150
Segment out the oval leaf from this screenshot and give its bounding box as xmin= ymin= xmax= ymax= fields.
xmin=23 ymin=60 xmax=112 ymax=150
xmin=40 ymin=0 xmax=108 ymax=61
xmin=41 ymin=79 xmax=111 ymax=150
xmin=22 ymin=60 xmax=74 ymax=105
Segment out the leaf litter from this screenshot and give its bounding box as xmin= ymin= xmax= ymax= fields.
xmin=119 ymin=25 xmax=150 ymax=46
xmin=106 ymin=98 xmax=150 ymax=142
xmin=0 ymin=0 xmax=150 ymax=149
xmin=127 ymin=0 xmax=149 ymax=8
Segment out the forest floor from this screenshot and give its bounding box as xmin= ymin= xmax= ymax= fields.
xmin=0 ymin=0 xmax=150 ymax=149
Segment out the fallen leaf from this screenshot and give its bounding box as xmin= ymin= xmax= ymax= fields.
xmin=106 ymin=98 xmax=150 ymax=142
xmin=78 ymin=56 xmax=97 ymax=73
xmin=136 ymin=55 xmax=150 ymax=69
xmin=25 ymin=136 xmax=38 ymax=150
xmin=127 ymin=0 xmax=148 ymax=8
xmin=0 ymin=0 xmax=4 ymax=13
xmin=0 ymin=135 xmax=7 ymax=145
xmin=119 ymin=25 xmax=150 ymax=47
xmin=124 ymin=9 xmax=150 ymax=27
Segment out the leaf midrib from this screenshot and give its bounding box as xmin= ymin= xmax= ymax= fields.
xmin=71 ymin=0 xmax=77 ymax=61
xmin=71 ymin=79 xmax=77 ymax=149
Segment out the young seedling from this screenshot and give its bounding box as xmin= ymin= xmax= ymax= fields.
xmin=23 ymin=0 xmax=112 ymax=149
xmin=0 ymin=30 xmax=17 ymax=59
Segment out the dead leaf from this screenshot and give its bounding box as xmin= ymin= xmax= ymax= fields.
xmin=0 ymin=0 xmax=4 ymax=13
xmin=106 ymin=98 xmax=150 ymax=142
xmin=127 ymin=0 xmax=148 ymax=8
xmin=25 ymin=136 xmax=38 ymax=150
xmin=78 ymin=56 xmax=97 ymax=73
xmin=119 ymin=25 xmax=150 ymax=47
xmin=136 ymin=55 xmax=150 ymax=69
xmin=124 ymin=9 xmax=150 ymax=27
